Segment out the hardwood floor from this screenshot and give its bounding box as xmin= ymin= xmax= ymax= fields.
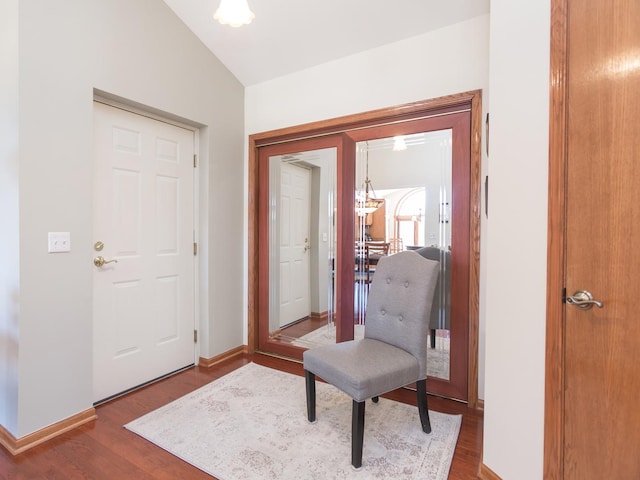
xmin=0 ymin=354 xmax=483 ymax=479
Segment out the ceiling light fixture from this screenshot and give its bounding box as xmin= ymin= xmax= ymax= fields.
xmin=214 ymin=0 xmax=255 ymax=27
xmin=393 ymin=136 xmax=407 ymax=151
xmin=356 ymin=143 xmax=384 ymax=216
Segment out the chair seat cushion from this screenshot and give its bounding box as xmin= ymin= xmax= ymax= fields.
xmin=303 ymin=338 xmax=420 ymax=402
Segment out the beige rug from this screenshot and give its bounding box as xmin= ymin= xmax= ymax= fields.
xmin=292 ymin=324 xmax=451 ymax=380
xmin=125 ymin=363 xmax=461 ymax=480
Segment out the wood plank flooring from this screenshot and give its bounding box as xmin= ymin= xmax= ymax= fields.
xmin=0 ymin=354 xmax=483 ymax=479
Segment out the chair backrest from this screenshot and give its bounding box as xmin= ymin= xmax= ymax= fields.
xmin=415 ymin=246 xmax=451 ymax=331
xmin=388 ymin=238 xmax=404 ymax=254
xmin=366 ymin=242 xmax=390 ymax=255
xmin=364 ymin=251 xmax=439 ymax=379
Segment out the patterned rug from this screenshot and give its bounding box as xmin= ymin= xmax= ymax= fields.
xmin=125 ymin=363 xmax=461 ymax=480
xmin=292 ymin=324 xmax=451 ymax=380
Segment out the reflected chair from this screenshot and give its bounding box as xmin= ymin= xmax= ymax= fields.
xmin=363 ymin=241 xmax=390 ymax=280
xmin=354 ymin=244 xmax=372 ymax=286
xmin=303 ymin=251 xmax=440 ymax=469
xmin=415 ymin=247 xmax=451 ymax=349
xmin=389 ymin=237 xmax=404 ymax=254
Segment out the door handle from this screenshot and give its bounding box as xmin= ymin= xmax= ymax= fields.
xmin=94 ymin=256 xmax=118 ymax=267
xmin=566 ymin=290 xmax=603 ymax=310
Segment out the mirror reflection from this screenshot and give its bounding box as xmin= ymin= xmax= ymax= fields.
xmin=267 ymin=148 xmax=338 ymax=348
xmin=264 ymin=131 xmax=453 ymax=381
xmin=354 ymin=131 xmax=452 ymax=380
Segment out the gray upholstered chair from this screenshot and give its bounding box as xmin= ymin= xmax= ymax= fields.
xmin=303 ymin=251 xmax=440 ymax=469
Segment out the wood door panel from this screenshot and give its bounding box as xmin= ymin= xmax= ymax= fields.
xmin=562 ymin=0 xmax=640 ymax=477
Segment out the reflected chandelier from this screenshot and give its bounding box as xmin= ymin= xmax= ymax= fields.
xmin=356 ymin=144 xmax=384 ymax=215
xmin=214 ymin=0 xmax=255 ymax=27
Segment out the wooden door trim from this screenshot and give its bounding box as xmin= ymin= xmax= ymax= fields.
xmin=255 ymin=135 xmax=354 ymax=360
xmin=248 ymin=90 xmax=482 ymax=408
xmin=250 ymin=92 xmax=477 ymax=147
xmin=544 ymin=0 xmax=568 ymax=478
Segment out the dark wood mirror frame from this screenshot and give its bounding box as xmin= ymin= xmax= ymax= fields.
xmin=248 ymin=90 xmax=482 ymax=408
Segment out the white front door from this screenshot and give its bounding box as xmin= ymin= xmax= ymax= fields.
xmin=279 ymin=162 xmax=311 ymax=327
xmin=92 ymin=102 xmax=195 ymax=403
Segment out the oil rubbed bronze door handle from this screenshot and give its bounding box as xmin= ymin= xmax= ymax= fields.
xmin=566 ymin=290 xmax=603 ymax=310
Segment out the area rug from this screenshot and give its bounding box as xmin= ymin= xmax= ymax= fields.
xmin=292 ymin=324 xmax=451 ymax=380
xmin=125 ymin=363 xmax=461 ymax=480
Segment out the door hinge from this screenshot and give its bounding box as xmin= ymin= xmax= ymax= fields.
xmin=194 ymin=329 xmax=198 ymax=343
xmin=193 ymin=154 xmax=197 ymax=168
xmin=193 ymin=242 xmax=198 ymax=256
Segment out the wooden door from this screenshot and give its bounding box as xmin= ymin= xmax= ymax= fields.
xmin=547 ymin=0 xmax=640 ymax=477
xmin=279 ymin=162 xmax=311 ymax=327
xmin=93 ymin=102 xmax=196 ymax=403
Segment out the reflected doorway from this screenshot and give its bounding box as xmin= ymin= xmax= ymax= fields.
xmin=278 ymin=161 xmax=311 ymax=328
xmin=263 ymin=147 xmax=338 ymax=350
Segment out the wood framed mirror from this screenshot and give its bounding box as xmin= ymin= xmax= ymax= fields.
xmin=248 ymin=91 xmax=481 ymax=405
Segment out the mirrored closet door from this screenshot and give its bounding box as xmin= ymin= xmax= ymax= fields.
xmin=250 ymin=92 xmax=480 ymax=403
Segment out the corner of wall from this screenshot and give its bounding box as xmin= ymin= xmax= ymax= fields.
xmin=0 ymin=0 xmax=21 ymax=436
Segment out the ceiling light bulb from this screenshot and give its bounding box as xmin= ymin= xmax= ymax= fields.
xmin=214 ymin=0 xmax=255 ymax=27
xmin=393 ymin=136 xmax=407 ymax=151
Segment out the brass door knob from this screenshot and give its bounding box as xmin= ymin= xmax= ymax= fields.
xmin=93 ymin=256 xmax=118 ymax=267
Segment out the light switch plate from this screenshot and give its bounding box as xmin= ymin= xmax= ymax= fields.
xmin=48 ymin=232 xmax=71 ymax=253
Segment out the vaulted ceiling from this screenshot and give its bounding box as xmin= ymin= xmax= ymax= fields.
xmin=162 ymin=0 xmax=490 ymax=86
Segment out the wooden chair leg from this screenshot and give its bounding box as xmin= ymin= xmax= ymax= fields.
xmin=305 ymin=370 xmax=316 ymax=423
xmin=416 ymin=379 xmax=432 ymax=433
xmin=352 ymin=400 xmax=365 ymax=469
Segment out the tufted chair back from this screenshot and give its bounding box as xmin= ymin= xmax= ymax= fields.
xmin=364 ymin=251 xmax=439 ymax=379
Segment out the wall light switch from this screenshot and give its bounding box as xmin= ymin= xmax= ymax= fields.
xmin=48 ymin=232 xmax=71 ymax=253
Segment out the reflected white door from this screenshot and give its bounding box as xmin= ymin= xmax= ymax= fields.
xmin=92 ymin=102 xmax=195 ymax=403
xmin=279 ymin=163 xmax=311 ymax=327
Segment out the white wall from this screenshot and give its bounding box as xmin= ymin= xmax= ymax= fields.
xmin=0 ymin=0 xmax=20 ymax=434
xmin=483 ymin=0 xmax=550 ymax=478
xmin=4 ymin=0 xmax=244 ymax=439
xmin=246 ymin=15 xmax=490 ymax=399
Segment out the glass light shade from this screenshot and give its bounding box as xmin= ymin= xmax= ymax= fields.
xmin=355 ymin=177 xmax=384 ymax=215
xmin=393 ymin=136 xmax=407 ymax=151
xmin=356 ymin=198 xmax=384 ymax=216
xmin=214 ymin=0 xmax=255 ymax=27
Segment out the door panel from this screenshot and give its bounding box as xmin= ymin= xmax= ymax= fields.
xmin=349 ymin=113 xmax=470 ymax=401
xmin=562 ymin=0 xmax=640 ymax=477
xmin=258 ymin=136 xmax=350 ymax=359
xmin=279 ymin=162 xmax=311 ymax=326
xmin=93 ymin=102 xmax=195 ymax=403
